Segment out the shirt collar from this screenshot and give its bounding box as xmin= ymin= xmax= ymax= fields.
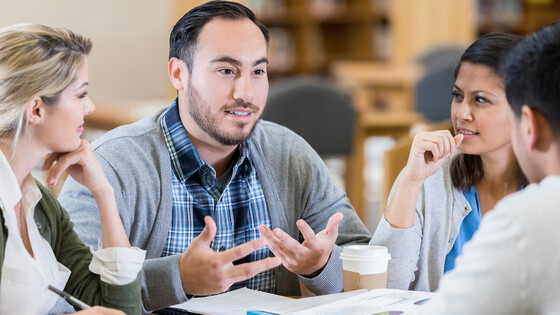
xmin=161 ymin=98 xmax=252 ymax=181
xmin=0 ymin=149 xmax=42 ymax=214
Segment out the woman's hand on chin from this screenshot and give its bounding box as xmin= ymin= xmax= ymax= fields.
xmin=42 ymin=139 xmax=111 ymax=197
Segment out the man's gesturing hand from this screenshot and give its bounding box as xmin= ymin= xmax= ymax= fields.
xmin=179 ymin=216 xmax=281 ymax=296
xmin=258 ymin=213 xmax=343 ymax=277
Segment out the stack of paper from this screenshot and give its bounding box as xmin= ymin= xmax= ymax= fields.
xmin=167 ymin=288 xmax=291 ymax=315
xmin=252 ymin=289 xmax=434 ymax=315
xmin=166 ymin=287 xmax=435 ymax=315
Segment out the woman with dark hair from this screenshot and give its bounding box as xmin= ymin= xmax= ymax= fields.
xmin=370 ymin=33 xmax=526 ymax=292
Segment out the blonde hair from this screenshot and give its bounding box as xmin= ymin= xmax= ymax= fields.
xmin=0 ymin=23 xmax=92 ymax=148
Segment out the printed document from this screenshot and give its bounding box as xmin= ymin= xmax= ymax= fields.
xmin=167 ymin=287 xmax=435 ymax=315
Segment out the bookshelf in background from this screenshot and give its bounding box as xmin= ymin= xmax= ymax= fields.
xmin=247 ymin=0 xmax=391 ymax=77
xmin=478 ymin=0 xmax=560 ymax=36
xmin=172 ymin=0 xmax=557 ymax=78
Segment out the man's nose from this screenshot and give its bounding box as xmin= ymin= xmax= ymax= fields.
xmin=233 ymin=75 xmax=255 ymax=103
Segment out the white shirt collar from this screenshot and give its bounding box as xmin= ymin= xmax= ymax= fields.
xmin=0 ymin=149 xmax=41 ymax=214
xmin=0 ymin=149 xmax=23 ymax=212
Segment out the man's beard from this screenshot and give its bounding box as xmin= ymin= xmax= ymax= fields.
xmin=187 ymin=82 xmax=261 ymax=146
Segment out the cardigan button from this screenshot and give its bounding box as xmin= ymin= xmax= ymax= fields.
xmin=36 ymin=222 xmax=43 ymax=230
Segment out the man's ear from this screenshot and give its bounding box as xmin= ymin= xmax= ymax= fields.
xmin=25 ymin=97 xmax=46 ymax=126
xmin=522 ymin=105 xmax=553 ymax=152
xmin=168 ymin=57 xmax=189 ymax=91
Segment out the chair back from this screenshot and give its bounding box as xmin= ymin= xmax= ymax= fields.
xmin=414 ymin=46 xmax=463 ymax=122
xmin=264 ymin=76 xmax=355 ymax=156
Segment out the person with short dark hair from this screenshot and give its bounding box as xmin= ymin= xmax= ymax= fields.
xmin=370 ymin=33 xmax=527 ymax=291
xmin=418 ymin=21 xmax=560 ymax=314
xmin=57 ymin=0 xmax=371 ymax=312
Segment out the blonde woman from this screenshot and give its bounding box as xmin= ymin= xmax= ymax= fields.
xmin=0 ymin=24 xmax=145 ymax=314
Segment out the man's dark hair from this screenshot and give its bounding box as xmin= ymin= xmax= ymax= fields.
xmin=502 ymin=21 xmax=560 ymax=137
xmin=169 ymin=0 xmax=269 ymax=73
xmin=450 ymin=33 xmax=527 ymax=191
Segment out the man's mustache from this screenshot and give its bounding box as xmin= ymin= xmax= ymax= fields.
xmin=222 ymin=101 xmax=259 ymax=112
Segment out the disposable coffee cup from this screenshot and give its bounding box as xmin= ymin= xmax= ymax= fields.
xmin=339 ymin=245 xmax=391 ymax=292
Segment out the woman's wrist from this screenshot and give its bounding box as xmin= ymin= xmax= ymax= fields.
xmin=384 ymin=175 xmax=424 ymax=229
xmin=399 ymin=170 xmax=426 ymax=189
xmin=90 ymin=182 xmax=114 ymax=201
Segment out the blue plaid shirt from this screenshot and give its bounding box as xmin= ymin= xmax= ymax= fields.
xmin=160 ymin=100 xmax=275 ymax=293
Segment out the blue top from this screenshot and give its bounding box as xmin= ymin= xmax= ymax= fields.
xmin=444 ymin=186 xmax=481 ymax=273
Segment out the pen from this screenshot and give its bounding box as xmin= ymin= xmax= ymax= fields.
xmin=48 ymin=285 xmax=91 ymax=310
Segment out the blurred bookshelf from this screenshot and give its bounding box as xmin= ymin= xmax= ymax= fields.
xmin=171 ymin=0 xmax=559 ymax=78
xmin=478 ymin=0 xmax=560 ymax=36
xmin=247 ymin=0 xmax=391 ymax=77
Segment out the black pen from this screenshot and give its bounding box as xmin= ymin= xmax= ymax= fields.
xmin=48 ymin=285 xmax=91 ymax=310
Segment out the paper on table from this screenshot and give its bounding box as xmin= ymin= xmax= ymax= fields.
xmin=253 ymin=288 xmax=435 ymax=315
xmin=167 ymin=288 xmax=291 ymax=315
xmin=249 ymin=290 xmax=367 ymax=314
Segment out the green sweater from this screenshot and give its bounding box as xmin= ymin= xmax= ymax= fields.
xmin=0 ymin=180 xmax=142 ymax=314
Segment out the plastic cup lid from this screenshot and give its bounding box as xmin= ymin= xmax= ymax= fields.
xmin=340 ymin=245 xmax=391 ymax=260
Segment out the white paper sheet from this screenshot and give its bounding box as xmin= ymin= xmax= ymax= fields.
xmin=167 ymin=288 xmax=435 ymax=315
xmin=253 ymin=289 xmax=435 ymax=315
xmin=167 ymin=288 xmax=291 ymax=315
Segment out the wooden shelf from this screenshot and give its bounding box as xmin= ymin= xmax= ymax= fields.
xmin=251 ymin=0 xmax=389 ymax=75
xmin=478 ymin=0 xmax=560 ymax=36
xmin=85 ymin=99 xmax=170 ymax=130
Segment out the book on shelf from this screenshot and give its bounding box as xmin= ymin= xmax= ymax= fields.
xmin=267 ymin=27 xmax=296 ymax=73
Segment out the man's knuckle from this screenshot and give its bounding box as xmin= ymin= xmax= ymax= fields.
xmin=210 ymin=260 xmax=222 ymax=271
xmin=244 ymin=266 xmax=255 ymax=278
xmin=214 ymin=272 xmax=225 ymax=283
xmin=234 ymin=247 xmax=247 ymax=258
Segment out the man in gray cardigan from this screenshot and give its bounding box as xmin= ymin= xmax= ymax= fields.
xmin=58 ymin=1 xmax=371 ymax=312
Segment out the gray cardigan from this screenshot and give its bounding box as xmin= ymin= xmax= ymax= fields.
xmin=370 ymin=157 xmax=471 ymax=292
xmin=59 ymin=107 xmax=371 ymax=311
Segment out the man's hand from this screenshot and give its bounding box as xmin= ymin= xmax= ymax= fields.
xmin=258 ymin=213 xmax=343 ymax=277
xmin=179 ymin=216 xmax=281 ymax=295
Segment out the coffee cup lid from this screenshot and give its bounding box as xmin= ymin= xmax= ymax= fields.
xmin=340 ymin=245 xmax=391 ymax=261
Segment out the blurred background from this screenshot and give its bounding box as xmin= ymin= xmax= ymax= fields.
xmin=2 ymin=0 xmax=558 ymax=232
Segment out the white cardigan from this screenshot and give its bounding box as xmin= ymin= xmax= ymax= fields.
xmin=422 ymin=176 xmax=560 ymax=314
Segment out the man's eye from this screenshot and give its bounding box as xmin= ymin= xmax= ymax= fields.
xmin=220 ymin=69 xmax=234 ymax=75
